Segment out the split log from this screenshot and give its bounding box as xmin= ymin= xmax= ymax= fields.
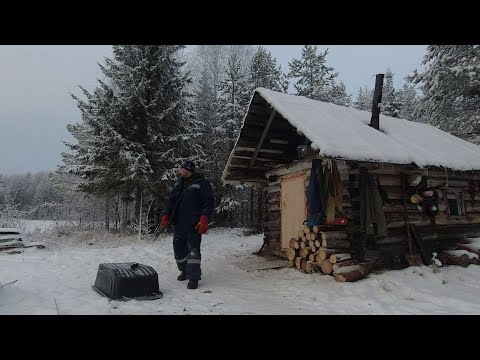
xmin=286 ymin=248 xmax=297 ymax=261
xmin=289 ymin=238 xmax=297 ymax=250
xmin=302 ymin=236 xmax=307 ymax=242
xmin=288 ymin=259 xmax=295 ymax=267
xmin=306 ymin=261 xmax=321 ymax=274
xmin=437 ymin=252 xmax=470 ymax=267
xmin=298 ymin=230 xmax=305 ymax=238
xmin=309 ymin=241 xmax=315 ymax=248
xmin=312 ymin=225 xmax=319 ymax=233
xmin=304 ymin=226 xmax=311 ymax=234
xmin=294 ymin=242 xmax=300 ymax=250
xmin=300 ymin=258 xmax=308 ymax=272
xmin=309 ymin=254 xmax=316 ymax=262
xmin=332 ymin=259 xmax=359 ymax=272
xmin=321 ymin=239 xmax=350 ymax=249
xmin=311 ymin=246 xmax=317 ymax=253
xmin=334 ymin=266 xmax=367 ymax=283
xmin=295 ymin=257 xmax=302 ymax=269
xmin=318 ymin=248 xmax=344 ymax=260
xmin=320 ymin=259 xmax=333 ymax=275
xmin=299 ymin=247 xmax=312 ymax=258
xmin=314 ymin=240 xmax=321 ymax=248
xmin=330 ymin=253 xmax=352 ymax=264
xmin=445 ymin=249 xmax=478 ymax=265
xmin=318 ymin=231 xmax=348 ymax=240
xmin=456 ymin=243 xmax=480 ymax=257
xmin=300 ymin=241 xmax=307 ymax=249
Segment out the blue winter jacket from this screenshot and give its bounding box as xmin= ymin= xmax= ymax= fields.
xmin=163 ymin=173 xmax=214 ymax=231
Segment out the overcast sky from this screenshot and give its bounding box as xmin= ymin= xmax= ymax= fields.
xmin=0 ymin=45 xmax=427 ymax=175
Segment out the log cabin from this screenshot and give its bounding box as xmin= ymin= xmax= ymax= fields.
xmin=221 ymin=87 xmax=480 ymax=269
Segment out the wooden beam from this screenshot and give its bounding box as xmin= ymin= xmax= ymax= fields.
xmin=248 ymin=109 xmax=277 ymax=171
xmin=234 ymin=151 xmax=285 ymax=162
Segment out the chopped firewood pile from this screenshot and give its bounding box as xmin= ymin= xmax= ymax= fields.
xmin=286 ymin=225 xmax=370 ymax=282
xmin=286 ymin=226 xmax=480 ymax=281
xmin=435 ymin=238 xmax=480 ymax=267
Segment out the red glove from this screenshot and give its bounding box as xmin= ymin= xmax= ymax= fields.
xmin=160 ymin=215 xmax=170 ymax=230
xmin=195 ymin=215 xmax=209 ymax=234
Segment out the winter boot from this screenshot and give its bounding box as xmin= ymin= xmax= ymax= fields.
xmin=177 ymin=271 xmax=186 ymax=281
xmin=187 ymin=279 xmax=198 ymax=289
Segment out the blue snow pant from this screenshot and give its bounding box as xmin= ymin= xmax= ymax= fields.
xmin=173 ymin=226 xmax=202 ymax=281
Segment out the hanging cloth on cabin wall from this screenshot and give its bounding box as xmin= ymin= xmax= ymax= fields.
xmin=307 ymin=159 xmax=324 ymax=225
xmin=359 ymin=171 xmax=387 ymax=237
xmin=332 ymin=161 xmax=344 ymax=214
xmin=324 ymin=160 xmax=345 ymax=221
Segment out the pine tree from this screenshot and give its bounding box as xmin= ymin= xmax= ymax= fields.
xmin=250 ymin=46 xmax=288 ymax=92
xmin=354 ymin=86 xmax=374 ymax=111
xmin=381 ymin=69 xmax=402 ymax=118
xmin=62 ymin=45 xmax=201 ymax=224
xmin=408 ymin=45 xmax=480 ymax=144
xmin=397 ymin=83 xmax=419 ymax=121
xmin=288 ymin=45 xmax=338 ymax=101
xmin=326 ymin=80 xmax=352 ymax=107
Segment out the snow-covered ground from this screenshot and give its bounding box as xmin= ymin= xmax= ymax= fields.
xmin=2 ymin=227 xmax=480 ymax=315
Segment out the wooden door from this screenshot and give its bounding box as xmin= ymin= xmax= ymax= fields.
xmin=280 ymin=173 xmax=307 ymax=250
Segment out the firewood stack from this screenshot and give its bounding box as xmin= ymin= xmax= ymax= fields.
xmin=286 ymin=225 xmax=370 ymax=282
xmin=436 ymin=238 xmax=480 ymax=267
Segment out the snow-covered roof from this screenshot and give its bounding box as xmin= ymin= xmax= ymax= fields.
xmin=224 ymin=88 xmax=480 ymax=183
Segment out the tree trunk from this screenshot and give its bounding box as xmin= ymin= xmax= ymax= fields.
xmin=250 ymin=186 xmax=254 ymax=228
xmin=105 ymin=194 xmax=110 ymax=230
xmin=257 ymin=188 xmax=264 ymax=231
xmin=135 ymin=183 xmax=143 ymax=223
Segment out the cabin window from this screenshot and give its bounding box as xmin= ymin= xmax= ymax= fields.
xmin=446 ymin=193 xmax=464 ymax=216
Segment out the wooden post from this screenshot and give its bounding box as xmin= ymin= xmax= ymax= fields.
xmin=370 ymin=74 xmax=384 ymax=130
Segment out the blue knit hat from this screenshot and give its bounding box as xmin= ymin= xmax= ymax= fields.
xmin=181 ymin=160 xmax=195 ymax=174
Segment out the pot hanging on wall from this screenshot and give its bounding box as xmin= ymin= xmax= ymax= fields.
xmin=426 ymin=203 xmax=439 ymax=216
xmin=410 ymin=194 xmax=423 ymax=204
xmin=408 ymin=174 xmax=423 ymax=187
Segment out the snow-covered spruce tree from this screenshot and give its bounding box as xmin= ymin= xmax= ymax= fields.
xmin=408 ymin=45 xmax=480 ymax=144
xmin=397 ymin=83 xmax=419 ymax=121
xmin=214 ymin=52 xmax=253 ymax=226
xmin=60 ymin=79 xmax=130 ymax=229
xmin=250 ymin=46 xmax=289 ymax=93
xmin=288 ymin=45 xmax=338 ymax=101
xmin=326 ymin=80 xmax=352 ymax=107
xmin=354 ymin=86 xmax=374 ymax=111
xmin=381 ymin=69 xmax=402 ymax=118
xmin=62 ymin=45 xmax=202 ymax=228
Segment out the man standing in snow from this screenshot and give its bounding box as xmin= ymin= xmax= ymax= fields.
xmin=160 ymin=161 xmax=214 ymax=290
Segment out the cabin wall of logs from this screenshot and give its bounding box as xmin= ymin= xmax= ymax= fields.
xmin=261 ymin=157 xmax=480 ymax=268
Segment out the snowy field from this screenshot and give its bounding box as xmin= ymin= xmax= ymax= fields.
xmin=2 ymin=226 xmax=480 ymax=315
